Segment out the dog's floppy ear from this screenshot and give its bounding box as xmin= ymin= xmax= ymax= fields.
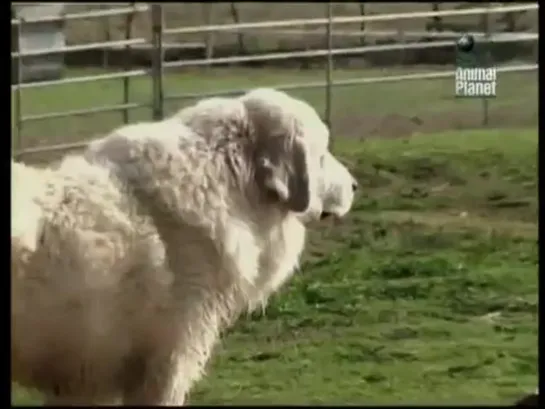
xmin=254 ymin=136 xmax=311 ymax=213
xmin=241 ymin=91 xmax=312 ymax=213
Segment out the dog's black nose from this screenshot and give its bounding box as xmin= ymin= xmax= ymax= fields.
xmin=352 ymin=180 xmax=358 ymax=192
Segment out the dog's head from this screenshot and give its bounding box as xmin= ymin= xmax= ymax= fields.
xmin=238 ymin=88 xmax=357 ymax=221
xmin=178 ymin=89 xmax=356 ymax=221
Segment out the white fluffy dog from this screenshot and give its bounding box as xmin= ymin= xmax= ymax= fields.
xmin=11 ymin=88 xmax=357 ymax=405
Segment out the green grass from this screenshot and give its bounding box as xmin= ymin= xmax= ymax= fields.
xmin=12 ymin=128 xmax=538 ymax=405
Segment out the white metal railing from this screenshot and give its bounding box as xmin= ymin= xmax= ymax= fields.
xmin=10 ymin=4 xmax=149 ymax=25
xmin=163 ymin=4 xmax=538 ymax=35
xmin=11 ymin=38 xmax=147 ymax=58
xmin=160 ymin=35 xmax=538 ymax=70
xmin=241 ymin=29 xmax=539 ymax=40
xmin=11 ymin=27 xmax=538 ymax=90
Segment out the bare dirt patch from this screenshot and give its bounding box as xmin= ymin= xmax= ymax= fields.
xmin=334 ymin=106 xmax=538 ymax=140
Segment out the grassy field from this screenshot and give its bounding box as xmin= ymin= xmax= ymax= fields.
xmin=12 ymin=128 xmax=537 ymax=405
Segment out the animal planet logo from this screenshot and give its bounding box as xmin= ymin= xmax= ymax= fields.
xmin=455 ymin=33 xmax=497 ymax=98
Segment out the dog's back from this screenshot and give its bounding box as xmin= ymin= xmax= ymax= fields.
xmin=10 ymin=156 xmax=168 ymax=401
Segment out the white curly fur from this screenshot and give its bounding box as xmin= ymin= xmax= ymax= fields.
xmin=11 ymin=88 xmax=356 ymax=405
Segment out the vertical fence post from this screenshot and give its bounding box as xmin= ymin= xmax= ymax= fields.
xmin=100 ymin=4 xmax=111 ymax=69
xmin=14 ymin=17 xmax=24 ymax=157
xmin=325 ymin=2 xmax=334 ymax=145
xmin=358 ymin=2 xmax=366 ymax=46
xmin=122 ymin=3 xmax=136 ymax=124
xmin=481 ymin=3 xmax=490 ymax=127
xmin=203 ymin=4 xmax=215 ymax=70
xmin=151 ymin=4 xmax=164 ymax=121
xmin=229 ymin=3 xmax=246 ymax=55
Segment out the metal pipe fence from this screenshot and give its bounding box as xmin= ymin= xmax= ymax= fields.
xmin=161 ymin=4 xmax=538 ymax=35
xmin=11 ymin=3 xmax=150 ymax=158
xmin=11 ymin=3 xmax=539 ymax=159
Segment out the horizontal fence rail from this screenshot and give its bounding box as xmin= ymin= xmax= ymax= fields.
xmin=11 ymin=69 xmax=151 ymax=91
xmin=163 ymin=4 xmax=538 ymax=35
xmin=11 ymin=38 xmax=147 ymax=59
xmin=10 ymin=4 xmax=148 ymax=25
xmin=21 ymin=102 xmax=149 ymax=123
xmin=161 ymin=35 xmax=538 ymax=70
xmin=12 ymin=32 xmax=537 ymax=91
xmin=164 ymin=63 xmax=538 ymax=103
xmin=11 ymin=3 xmax=539 ymax=159
xmin=244 ymin=29 xmax=539 ymax=40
